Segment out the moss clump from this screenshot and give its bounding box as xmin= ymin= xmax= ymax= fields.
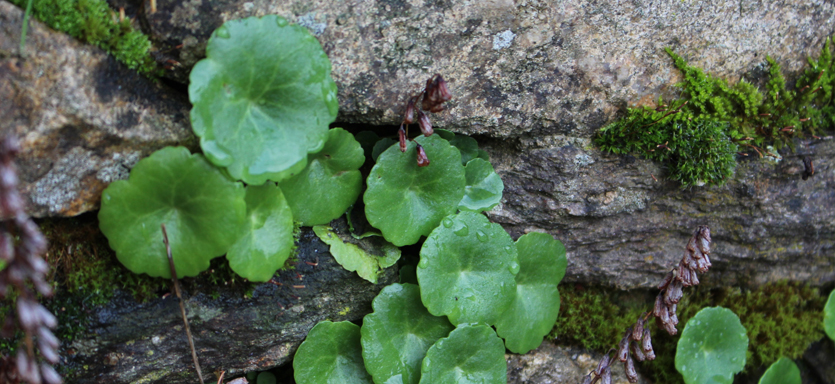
xmin=552 ymin=282 xmax=827 ymax=384
xmin=11 ymin=0 xmax=158 ymax=75
xmin=551 ymin=284 xmax=648 ymax=351
xmin=595 ymin=38 xmax=835 ymax=187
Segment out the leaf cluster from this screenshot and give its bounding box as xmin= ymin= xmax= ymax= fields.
xmin=10 ymin=0 xmax=158 ymax=74
xmin=295 ymin=226 xmax=567 ymax=384
xmin=595 ymin=38 xmax=835 ymax=186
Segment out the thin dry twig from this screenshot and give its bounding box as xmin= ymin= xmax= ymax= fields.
xmin=161 ymin=224 xmax=204 ymax=384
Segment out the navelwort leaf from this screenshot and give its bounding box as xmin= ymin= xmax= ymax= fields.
xmin=458 ymin=158 xmax=503 ymax=213
xmin=313 ymin=225 xmax=400 ymax=284
xmin=417 ymin=211 xmax=518 ymax=325
xmin=364 ymin=134 xmax=466 ymax=246
xmin=278 ymin=128 xmax=364 ymax=226
xmin=190 ymin=15 xmax=338 ymax=185
xmin=758 ymin=357 xmax=800 ymax=384
xmin=825 ymin=289 xmax=835 ymax=341
xmin=494 ymin=232 xmax=566 ymax=353
xmin=676 ymin=307 xmax=748 ymax=384
xmin=225 ymin=183 xmax=294 ymax=282
xmin=419 ymin=323 xmax=506 ymax=384
xmin=361 ymin=284 xmax=454 ymax=384
xmin=294 ymin=321 xmax=373 ymax=384
xmin=99 ymin=146 xmax=246 ymax=278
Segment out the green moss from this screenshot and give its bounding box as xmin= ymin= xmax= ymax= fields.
xmin=595 ymin=37 xmax=835 ymax=186
xmin=553 ymin=282 xmax=827 ymax=384
xmin=10 ymin=0 xmax=158 ymax=75
xmin=551 ymin=284 xmax=648 ymax=351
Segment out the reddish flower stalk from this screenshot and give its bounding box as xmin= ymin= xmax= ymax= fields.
xmin=397 ymin=74 xmax=452 ymax=161
xmin=0 ymin=136 xmax=62 ymax=384
xmin=582 ymin=226 xmax=712 ymax=384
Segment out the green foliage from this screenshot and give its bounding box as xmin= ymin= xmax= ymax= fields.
xmin=552 ymin=282 xmax=825 ymax=384
xmin=595 ymin=111 xmax=736 ymax=186
xmin=551 ymin=285 xmax=648 ymax=352
xmin=459 ymin=158 xmax=504 ymax=213
xmin=676 ymin=307 xmax=748 ymax=384
xmin=278 ymin=128 xmax=364 ymax=226
xmin=312 ymin=225 xmax=400 ymax=284
xmin=690 ymin=281 xmax=825 ymax=369
xmin=494 ymin=232 xmax=566 ymax=354
xmin=364 ymin=134 xmax=466 ymax=246
xmin=417 ymin=211 xmax=518 ymax=326
xmin=758 ymin=357 xmax=800 ymax=384
xmin=293 ymin=321 xmax=373 ymax=384
xmin=98 ymin=146 xmax=247 ymax=278
xmin=419 ymin=323 xmax=507 ymax=384
xmin=10 ymin=0 xmax=157 ymax=74
xmin=189 ymin=15 xmax=338 ymax=185
xmin=360 ymin=284 xmax=454 ymax=384
xmin=826 ymin=289 xmax=835 ymax=341
xmin=225 ymin=183 xmax=295 ymax=282
xmin=595 ymin=39 xmax=835 ymax=186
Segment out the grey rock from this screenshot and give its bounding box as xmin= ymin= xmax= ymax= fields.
xmin=506 ymin=340 xmax=651 ymax=384
xmin=62 ymin=220 xmax=397 ymax=384
xmin=0 ymin=0 xmax=195 ymax=218
xmin=141 ymin=0 xmax=834 ymax=137
xmin=483 ymin=136 xmax=835 ymax=290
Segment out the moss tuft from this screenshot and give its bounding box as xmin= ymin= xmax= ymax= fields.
xmin=595 ymin=38 xmax=835 ymax=186
xmin=11 ymin=0 xmax=158 ymax=75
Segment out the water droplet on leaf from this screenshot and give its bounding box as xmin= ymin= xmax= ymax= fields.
xmin=453 ymin=223 xmax=469 ymax=236
xmin=476 ymin=230 xmax=488 ymax=242
xmin=508 ymin=261 xmax=520 ymax=274
xmin=442 ymin=218 xmax=453 ymax=228
xmin=215 ymin=26 xmax=230 ymax=38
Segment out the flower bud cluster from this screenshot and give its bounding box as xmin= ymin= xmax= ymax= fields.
xmin=582 ymin=226 xmax=711 ymax=384
xmin=398 ymin=74 xmax=452 ymax=166
xmin=0 ymin=136 xmax=62 ymax=384
xmin=654 ymin=225 xmax=711 ymax=335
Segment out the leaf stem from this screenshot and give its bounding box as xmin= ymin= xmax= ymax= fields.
xmin=162 ymin=224 xmax=204 ymax=384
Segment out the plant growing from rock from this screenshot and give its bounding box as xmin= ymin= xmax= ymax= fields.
xmin=583 ymin=226 xmax=713 ymax=384
xmin=595 ymin=38 xmax=835 ymax=187
xmin=0 ymin=137 xmax=61 ymax=384
xmin=93 ymin=14 xmax=560 ymax=384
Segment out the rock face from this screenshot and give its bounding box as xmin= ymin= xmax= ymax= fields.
xmin=0 ymin=0 xmax=194 ymax=217
xmin=64 ymin=221 xmax=397 ymax=384
xmin=141 ymin=0 xmax=834 ymax=137
xmin=506 ymin=341 xmax=651 ymax=384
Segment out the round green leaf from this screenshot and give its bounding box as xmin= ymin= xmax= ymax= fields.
xmin=371 ymin=138 xmax=397 ymax=162
xmin=419 ymin=323 xmax=506 ymax=384
xmin=364 ymin=135 xmax=466 ymax=246
xmin=495 ymin=232 xmax=567 ymax=353
xmin=825 ymin=289 xmax=835 ymax=341
xmin=361 ymin=284 xmax=454 ymax=384
xmin=256 ymin=372 xmax=277 ymax=384
xmin=294 ymin=321 xmax=373 ymax=384
xmin=676 ymin=307 xmax=748 ymax=384
xmin=458 ymin=158 xmax=504 ymax=213
xmin=225 ymin=183 xmax=294 ymax=282
xmin=99 ymin=146 xmax=246 ymax=278
xmin=758 ymin=357 xmax=800 ymax=384
xmin=417 ymin=211 xmax=518 ymax=325
xmin=189 ymin=15 xmax=338 ymax=185
xmin=279 ymin=128 xmax=364 ymax=226
xmin=449 ymin=135 xmax=480 ymax=165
